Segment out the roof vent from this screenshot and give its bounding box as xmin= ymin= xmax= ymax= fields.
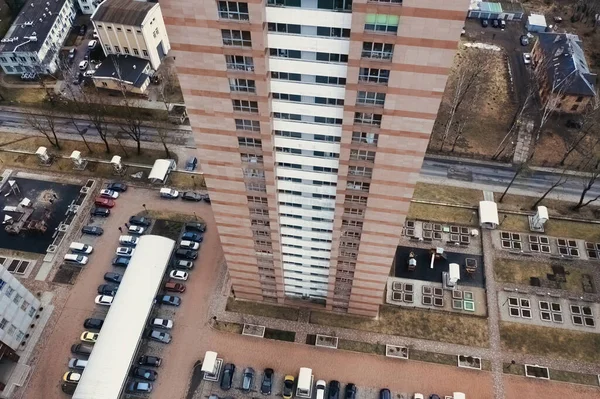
xmin=31 ymin=3 xmax=34 ymax=6
xmin=133 ymin=65 xmax=136 ymax=69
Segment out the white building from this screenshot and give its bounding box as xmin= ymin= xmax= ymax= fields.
xmin=91 ymin=0 xmax=171 ymax=70
xmin=76 ymin=0 xmax=101 ymax=15
xmin=0 ymin=0 xmax=76 ymax=75
xmin=0 ymin=267 xmax=40 ymax=352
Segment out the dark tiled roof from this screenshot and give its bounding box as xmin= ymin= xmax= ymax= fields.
xmin=0 ymin=0 xmax=71 ymax=53
xmin=537 ymin=32 xmax=597 ymax=97
xmin=92 ymin=0 xmax=156 ymax=26
xmin=93 ymin=54 xmax=149 ymax=84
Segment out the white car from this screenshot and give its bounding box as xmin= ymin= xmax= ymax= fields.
xmin=87 ymin=39 xmax=97 ymax=49
xmin=78 ymin=60 xmax=89 ymax=70
xmin=83 ymin=70 xmax=95 ymax=77
xmin=115 ymin=247 xmax=135 ymax=257
xmin=179 ymin=240 xmax=199 ymax=250
xmin=169 ymin=270 xmax=188 ymax=281
xmin=128 ymin=225 xmax=145 ymax=235
xmin=95 ymin=295 xmax=114 ymax=306
xmin=523 ymin=53 xmax=532 ymax=65
xmin=99 ymin=189 xmax=119 ymax=199
xmin=119 ymin=235 xmax=139 ymax=246
xmin=151 ymin=318 xmax=173 ymax=329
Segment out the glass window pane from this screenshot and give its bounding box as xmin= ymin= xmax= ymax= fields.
xmin=365 ymin=14 xmax=377 ymax=24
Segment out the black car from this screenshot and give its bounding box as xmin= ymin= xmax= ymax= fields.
xmin=182 ymin=191 xmax=203 ymax=201
xmin=138 ymin=355 xmax=162 ymax=367
xmin=104 ymin=272 xmax=123 ymax=284
xmin=429 ymin=396 xmax=441 ymax=399
xmin=185 ymin=156 xmax=198 ymax=171
xmin=481 ymin=19 xmax=489 ymax=28
xmin=260 ymin=368 xmax=274 ymax=395
xmin=220 ymin=363 xmax=235 ymax=391
xmin=242 ymin=367 xmax=255 ymax=392
xmin=83 ymin=318 xmax=104 ymax=330
xmin=203 ymin=194 xmax=211 ymax=204
xmin=126 ymin=381 xmax=153 ymax=393
xmin=79 ymin=25 xmax=87 ymax=35
xmin=520 ymin=35 xmax=530 ymax=46
xmin=61 ymin=383 xmax=77 ymax=394
xmin=82 ymin=225 xmax=104 ymax=236
xmin=328 ymin=380 xmax=340 ymax=399
xmin=112 ymin=257 xmax=130 ymax=267
xmin=129 ymin=215 xmax=151 ymax=226
xmin=379 ymin=389 xmax=391 ymax=399
xmin=345 ymin=383 xmax=357 ymax=399
xmin=492 ymin=19 xmax=499 ymax=28
xmin=566 ymin=119 xmax=583 ymax=129
xmin=185 ymin=222 xmax=206 ymax=233
xmin=131 ymin=367 xmax=158 ymax=381
xmin=106 ymin=182 xmax=128 ymax=192
xmin=499 ymin=19 xmax=506 ymax=29
xmin=91 ymin=207 xmax=110 ymax=217
xmin=175 ymin=249 xmax=198 ymax=260
xmin=157 ymin=295 xmax=181 ymax=306
xmin=97 ymin=284 xmax=118 ymax=296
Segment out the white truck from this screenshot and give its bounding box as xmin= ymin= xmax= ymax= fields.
xmin=296 ymin=367 xmax=313 ymax=398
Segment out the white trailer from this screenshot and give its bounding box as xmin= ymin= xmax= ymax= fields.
xmin=296 ymin=367 xmax=313 ymax=398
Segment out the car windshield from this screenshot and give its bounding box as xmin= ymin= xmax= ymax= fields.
xmin=284 ymin=381 xmax=293 ymax=390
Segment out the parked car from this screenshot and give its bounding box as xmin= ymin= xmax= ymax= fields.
xmin=68 ymin=48 xmax=77 ymax=62
xmin=282 ymin=375 xmax=295 ymax=399
xmin=173 ymin=260 xmax=194 ymax=270
xmin=145 ymin=329 xmax=172 ymax=343
xmin=62 ymin=383 xmax=77 ymax=394
xmin=64 ymin=254 xmax=88 ymax=265
xmin=79 ymin=60 xmax=89 ymax=70
xmin=151 ymin=318 xmax=173 ymax=329
xmin=185 ymin=222 xmax=206 ymax=233
xmin=179 ymin=240 xmax=200 ymax=250
xmin=131 ymin=367 xmax=158 ymax=381
xmin=97 ymin=284 xmax=118 ymax=296
xmin=429 ymin=396 xmax=441 ymax=399
xmin=220 ymin=363 xmax=236 ymax=390
xmin=71 ymin=343 xmax=93 ymax=356
xmin=69 ymin=242 xmax=93 ymax=254
xmin=94 ymin=197 xmax=115 ymax=208
xmin=520 ymin=35 xmax=529 ymax=46
xmin=316 ymin=380 xmax=326 ymax=399
xmin=68 ymin=358 xmax=88 ymax=370
xmin=345 ymin=383 xmax=357 ymax=399
xmin=182 ymin=191 xmax=203 ymax=201
xmin=261 ymin=368 xmax=274 ymax=395
xmin=492 ymin=19 xmax=499 ymax=28
xmin=566 ymin=119 xmax=583 ymax=129
xmin=95 ymin=295 xmax=114 ymax=306
xmin=157 ymin=295 xmax=181 ymax=306
xmin=202 ymin=194 xmax=211 ymax=204
xmin=181 ymin=232 xmax=203 ymax=242
xmin=78 ymin=24 xmax=87 ymax=35
xmin=175 ymin=249 xmax=197 ymax=260
xmin=242 ymin=367 xmax=255 ymax=392
xmin=138 ymin=355 xmax=162 ymax=367
xmin=165 ymin=281 xmax=186 ymax=292
xmin=169 ymin=270 xmax=188 ymax=281
xmin=99 ymin=189 xmax=118 ymax=199
xmin=80 ymin=331 xmax=98 ymax=343
xmin=499 ymin=19 xmax=506 ymax=28
xmin=126 ymin=381 xmax=153 ymax=393
xmin=159 ymin=188 xmax=179 ymax=199
xmin=115 ymin=247 xmax=135 ymax=257
xmin=88 ymin=39 xmax=98 ymax=49
xmin=128 ymin=225 xmax=145 ymax=235
xmin=91 ymin=207 xmax=110 ymax=217
xmin=328 ymin=380 xmax=340 ymax=399
xmin=119 ymin=235 xmax=139 ymax=247
xmin=63 ymin=372 xmax=81 ymax=384
xmin=106 ymin=182 xmax=128 ymax=192
xmin=84 ymin=318 xmax=104 ymax=330
xmin=129 ymin=215 xmax=151 ymax=226
xmin=104 ymin=272 xmax=123 ymax=284
xmin=481 ymin=19 xmax=489 ymax=27
xmin=379 ymin=389 xmax=391 ymax=399
xmin=112 ymin=256 xmax=130 ymax=267
xmin=185 ymin=156 xmax=198 ymax=171
xmin=413 ymin=394 xmax=424 ymax=399
xmin=82 ymin=225 xmax=103 ymax=236
xmin=523 ymin=53 xmax=532 ymax=65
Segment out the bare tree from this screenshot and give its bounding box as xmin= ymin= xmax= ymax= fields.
xmin=531 ymin=171 xmax=570 ymax=209
xmin=117 ymin=97 xmax=145 ymax=155
xmin=154 ymin=121 xmax=171 ymax=158
xmin=559 ymin=99 xmax=600 ymax=165
xmin=492 ymin=86 xmax=535 ymax=160
xmin=499 ymin=162 xmax=529 ymax=203
xmin=24 ymin=109 xmax=61 ymax=149
xmin=572 ymin=158 xmax=600 ymax=210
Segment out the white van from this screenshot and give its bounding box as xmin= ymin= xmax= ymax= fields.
xmin=68 ymin=358 xmax=88 ymax=370
xmin=315 ymin=380 xmax=326 ymax=399
xmin=70 ymin=242 xmax=93 ymax=254
xmin=119 ymin=235 xmax=139 ymax=246
xmin=296 ymin=367 xmax=314 ymax=398
xmin=159 ymin=188 xmax=179 ymax=199
xmin=64 ymin=254 xmax=88 ymax=265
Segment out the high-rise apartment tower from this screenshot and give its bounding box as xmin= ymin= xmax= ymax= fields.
xmin=161 ymin=0 xmax=468 ymax=316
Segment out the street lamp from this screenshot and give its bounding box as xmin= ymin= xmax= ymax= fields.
xmin=142 ymin=203 xmax=147 ymax=214
xmin=191 ymin=175 xmax=196 ymax=189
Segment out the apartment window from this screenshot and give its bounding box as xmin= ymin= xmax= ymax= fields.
xmin=124 ymin=47 xmax=130 ymax=54
xmin=272 ymin=93 xmax=301 ymax=102
xmin=344 ymin=207 xmax=365 ymax=216
xmin=370 ymin=0 xmax=402 ymax=3
xmin=21 ymin=300 xmax=29 ymax=311
xmin=316 ymin=52 xmax=348 ymax=63
xmin=28 ymin=306 xmax=36 ymax=317
xmin=0 ymin=279 xmax=4 ymax=292
xmin=7 ymin=324 xmax=15 ymax=336
xmin=365 ymin=14 xmax=399 ymax=33
xmin=137 ymin=29 xmax=142 ymax=33
xmin=247 ymin=182 xmax=267 ymax=192
xmin=342 ymin=231 xmax=362 ymax=239
xmin=359 ymin=68 xmax=390 ymax=84
xmin=142 ymin=49 xmax=149 ymax=56
xmin=576 ymin=96 xmax=584 ymax=102
xmin=107 ymin=26 xmax=113 ymax=31
xmin=0 ymin=318 xmax=7 ymax=330
xmin=251 ymin=219 xmax=270 ymax=226
xmin=350 ymin=149 xmax=376 ymax=161
xmin=348 ymin=166 xmax=373 ymax=177
xmin=18 ymin=57 xmax=25 ymax=62
xmin=339 ymin=249 xmax=358 ymax=258
xmin=269 ymin=48 xmax=348 ymax=63
xmin=318 ymin=0 xmax=353 ymax=11
xmin=15 ymin=331 xmax=24 ymax=342
xmin=9 ymin=57 xmax=16 ymax=62
xmin=347 ymin=181 xmax=370 ymax=192
xmin=235 ymin=118 xmax=260 ymax=131
xmin=104 ymin=44 xmax=111 ymax=52
xmin=229 ymin=78 xmax=256 ymax=93
xmin=362 ymin=42 xmax=393 ymax=60
xmin=342 ymin=220 xmax=363 ymax=228
xmin=153 ymin=28 xmax=159 ymax=38
xmin=317 ymin=26 xmax=351 ymax=38
xmin=5 ymin=286 xmax=14 ymax=298
xmin=357 ymin=91 xmax=386 ymax=106
xmin=102 ymin=82 xmax=108 ymax=87
xmin=248 ymin=196 xmax=268 ymax=204
xmin=133 ymin=48 xmax=139 ymax=55
xmin=127 ymin=28 xmax=132 ymax=32
xmin=222 ymin=29 xmax=252 ymax=47
xmin=226 ymin=55 xmax=254 ymax=71
xmin=241 ymin=153 xmax=263 ymax=163
xmin=116 ymin=27 xmax=122 ymax=31
xmin=250 ymin=208 xmax=269 ymax=216
xmin=268 ymin=23 xmax=301 ymax=34
xmin=352 ymin=131 xmax=379 ymax=144
xmin=274 ymin=130 xmax=302 ymax=139
xmin=0 ymin=57 xmax=6 ymax=63
xmin=238 ymin=137 xmax=262 ymax=147
xmin=114 ymin=45 xmax=121 ymax=53
xmin=233 ymin=99 xmax=258 ymax=112
xmin=13 ymin=294 xmax=22 ymax=305
xmin=571 ymin=104 xmax=578 ymax=111
xmin=218 ymin=1 xmax=250 ymax=20
xmin=354 ymin=113 xmax=382 ymax=126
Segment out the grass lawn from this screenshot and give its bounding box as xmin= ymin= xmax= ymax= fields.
xmin=337 ymin=339 xmax=386 ymax=355
xmin=226 ymin=297 xmax=299 ymax=321
xmin=213 ymin=320 xmax=243 ymax=334
xmin=494 ymin=258 xmax=589 ymax=293
xmin=409 ymin=349 xmax=457 ymax=366
xmin=549 ymin=369 xmax=600 ymax=387
xmin=263 ymin=328 xmax=296 ymax=342
xmin=408 ymin=202 xmax=479 ymax=226
xmin=498 ymin=212 xmax=600 ymax=242
xmin=151 ymin=219 xmax=184 ymax=241
xmin=500 ymin=322 xmax=600 ymax=364
xmin=0 ymin=87 xmax=48 ymax=103
xmin=412 ymin=183 xmax=483 ymax=205
xmin=169 ymin=171 xmax=205 ymax=190
xmin=310 ymin=305 xmax=489 ymax=348
xmin=143 ymin=210 xmax=204 ymax=224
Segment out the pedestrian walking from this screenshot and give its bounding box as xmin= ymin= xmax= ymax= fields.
xmin=118 ymin=226 xmax=123 ymax=233
xmin=125 ymin=222 xmax=129 ymax=228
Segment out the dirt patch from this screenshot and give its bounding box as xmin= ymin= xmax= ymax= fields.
xmin=226 ymin=297 xmax=299 ymax=321
xmin=408 ymin=202 xmax=479 ymax=226
xmin=263 ymin=328 xmax=295 ymax=342
xmin=337 ymin=339 xmax=386 ymax=355
xmin=52 ymin=265 xmax=81 ymax=285
xmin=413 ymin=183 xmax=483 ymax=205
xmin=151 ymin=219 xmax=184 ymax=241
xmin=549 ymin=369 xmax=600 ymax=386
xmin=213 ymin=320 xmax=243 ymax=334
xmin=410 ymin=349 xmax=457 ymax=366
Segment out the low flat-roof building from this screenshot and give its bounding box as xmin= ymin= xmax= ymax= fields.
xmin=467 ymin=0 xmax=525 ymax=20
xmin=92 ymin=54 xmax=151 ymax=94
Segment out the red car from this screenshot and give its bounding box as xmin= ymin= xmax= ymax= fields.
xmin=94 ymin=197 xmax=115 ymax=208
xmin=164 ymin=282 xmax=186 ymax=293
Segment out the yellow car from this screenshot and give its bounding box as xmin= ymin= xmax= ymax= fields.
xmin=80 ymin=331 xmax=99 ymax=343
xmin=283 ymin=375 xmax=295 ymax=399
xmin=63 ymin=371 xmax=81 ymax=384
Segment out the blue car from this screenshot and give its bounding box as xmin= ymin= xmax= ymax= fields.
xmin=181 ymin=232 xmax=203 ymax=243
xmin=112 ymin=257 xmax=130 ymax=267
